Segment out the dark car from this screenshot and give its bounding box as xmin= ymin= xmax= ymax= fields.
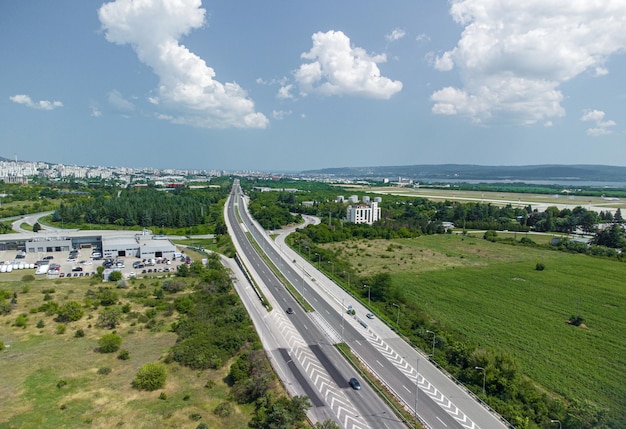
xmin=349 ymin=377 xmax=361 ymax=390
xmin=43 ymin=255 xmax=54 ymax=260
xmin=72 ymin=266 xmax=83 ymax=272
xmin=286 ymin=307 xmax=294 ymax=314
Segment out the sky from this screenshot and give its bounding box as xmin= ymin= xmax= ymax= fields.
xmin=1 ymin=0 xmax=625 ymax=172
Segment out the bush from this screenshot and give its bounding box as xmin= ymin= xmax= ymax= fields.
xmin=75 ymin=329 xmax=85 ymax=338
xmin=0 ymin=340 xmax=4 ymax=351
xmin=56 ymin=301 xmax=84 ymax=323
xmin=56 ymin=324 xmax=67 ymax=335
xmin=132 ymin=362 xmax=167 ymax=391
xmin=569 ymin=315 xmax=585 ymax=326
xmin=36 ymin=319 xmax=45 ymax=328
xmin=21 ymin=274 xmax=35 ymax=282
xmin=108 ymin=271 xmax=123 ymax=282
xmin=97 ymin=367 xmax=112 ymax=375
xmin=117 ymin=349 xmax=130 ymax=360
xmin=159 ymin=392 xmax=167 ymax=400
xmin=535 ymin=262 xmax=545 ymax=271
xmin=213 ymin=401 xmax=233 ymax=418
xmin=14 ymin=314 xmax=28 ymax=328
xmin=98 ymin=333 xmax=122 ymax=353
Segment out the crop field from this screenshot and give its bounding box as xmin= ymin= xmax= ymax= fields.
xmin=323 ymin=235 xmax=626 ymax=421
xmin=0 ymin=276 xmax=254 ymax=429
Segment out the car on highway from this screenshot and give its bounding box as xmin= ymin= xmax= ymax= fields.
xmin=286 ymin=307 xmax=294 ymax=314
xmin=366 ymin=313 xmax=375 ymax=319
xmin=349 ymin=377 xmax=361 ymax=390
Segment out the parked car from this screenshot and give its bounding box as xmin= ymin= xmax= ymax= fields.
xmin=72 ymin=266 xmax=83 ymax=272
xmin=349 ymin=378 xmax=361 ymax=390
xmin=43 ymin=255 xmax=54 ymax=260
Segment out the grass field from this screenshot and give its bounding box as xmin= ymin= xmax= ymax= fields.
xmin=0 ymin=276 xmax=255 ymax=429
xmin=322 ymin=235 xmax=626 ymax=423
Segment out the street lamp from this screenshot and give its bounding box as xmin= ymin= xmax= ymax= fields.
xmin=364 ymin=284 xmax=371 ymax=307
xmin=315 ymin=252 xmax=320 ymax=267
xmin=475 ymin=366 xmax=486 ymax=395
xmin=392 ymin=303 xmax=400 ymax=327
xmin=550 ymin=419 xmax=561 ymax=429
xmin=426 ymin=330 xmax=436 ymax=359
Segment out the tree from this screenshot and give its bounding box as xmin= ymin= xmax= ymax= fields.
xmin=98 ymin=288 xmax=118 ymax=306
xmin=96 ymin=307 xmax=122 ymax=329
xmin=132 ymin=362 xmax=167 ymax=391
xmin=32 ymin=222 xmax=41 ymax=233
xmin=315 ymin=420 xmax=341 ymax=429
xmin=98 ymin=333 xmax=122 ymax=353
xmin=56 ymin=301 xmax=84 ymax=323
xmin=108 ymin=270 xmax=123 ymax=282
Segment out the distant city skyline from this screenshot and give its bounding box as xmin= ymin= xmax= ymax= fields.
xmin=2 ymin=1 xmax=625 ymax=171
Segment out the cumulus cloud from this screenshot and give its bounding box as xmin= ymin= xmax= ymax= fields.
xmin=431 ymin=0 xmax=626 ymax=124
xmin=277 ymin=84 xmax=295 ymax=100
xmin=581 ymin=109 xmax=616 ymax=136
xmin=293 ymin=30 xmax=402 ymax=99
xmin=98 ymin=0 xmax=268 ymax=129
xmin=385 ymin=28 xmax=406 ymax=42
xmin=10 ymin=94 xmax=63 ymax=110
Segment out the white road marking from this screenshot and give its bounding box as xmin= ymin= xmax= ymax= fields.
xmin=403 ymin=385 xmax=411 ymax=393
xmin=436 ymin=416 xmax=448 ymax=427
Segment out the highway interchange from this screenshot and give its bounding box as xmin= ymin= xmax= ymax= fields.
xmin=225 ymin=180 xmax=511 ymax=429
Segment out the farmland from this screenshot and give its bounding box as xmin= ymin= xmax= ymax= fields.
xmin=321 ymin=234 xmax=626 ymax=426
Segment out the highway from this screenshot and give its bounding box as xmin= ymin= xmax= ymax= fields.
xmin=225 ymin=181 xmax=407 ymax=429
xmin=230 ymin=180 xmax=511 ymax=429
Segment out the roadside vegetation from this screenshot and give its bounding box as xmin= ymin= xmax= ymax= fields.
xmin=242 ymin=178 xmax=625 ymax=429
xmin=0 ymin=252 xmax=310 ymax=428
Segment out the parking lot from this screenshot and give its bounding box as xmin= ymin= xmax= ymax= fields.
xmin=0 ymin=249 xmax=186 ymax=280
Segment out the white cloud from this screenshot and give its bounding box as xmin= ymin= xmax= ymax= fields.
xmin=98 ymin=0 xmax=268 ymax=129
xmin=108 ymin=90 xmax=135 ymax=112
xmin=386 ymin=28 xmax=406 ymax=42
xmin=581 ymin=109 xmax=616 ymax=136
xmin=415 ymin=33 xmax=430 ymax=43
xmin=272 ymin=110 xmax=292 ymax=120
xmin=294 ymin=30 xmax=402 ymax=99
xmin=277 ymin=84 xmax=295 ymax=100
xmin=90 ymin=105 xmax=102 ymax=118
xmin=431 ymin=0 xmax=626 ymax=124
xmin=10 ymin=94 xmax=63 ymax=110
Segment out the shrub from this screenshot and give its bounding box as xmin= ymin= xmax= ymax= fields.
xmin=56 ymin=301 xmax=84 ymax=323
xmin=132 ymin=362 xmax=167 ymax=391
xmin=97 ymin=367 xmax=112 ymax=375
xmin=213 ymin=402 xmax=233 ymax=418
xmin=569 ymin=315 xmax=585 ymax=326
xmin=14 ymin=314 xmax=28 ymax=328
xmin=189 ymin=413 xmax=202 ymax=421
xmin=96 ymin=307 xmax=122 ymax=329
xmin=36 ymin=319 xmax=45 ymax=328
xmin=56 ymin=324 xmax=67 ymax=335
xmin=108 ymin=271 xmax=123 ymax=282
xmin=117 ymin=349 xmax=130 ymax=360
xmin=75 ymin=329 xmax=85 ymax=338
xmin=98 ymin=288 xmax=118 ymax=306
xmin=57 ymin=380 xmax=67 ymax=389
xmin=535 ymin=262 xmax=545 ymax=271
xmin=159 ymin=392 xmax=167 ymax=400
xmin=98 ymin=333 xmax=122 ymax=353
xmin=0 ymin=340 xmax=4 ymax=351
xmin=21 ymin=274 xmax=35 ymax=282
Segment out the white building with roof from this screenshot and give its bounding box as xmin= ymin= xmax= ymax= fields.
xmin=346 ymin=201 xmax=380 ymax=225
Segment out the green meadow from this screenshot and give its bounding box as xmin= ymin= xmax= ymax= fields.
xmin=325 ymin=234 xmax=626 ymax=423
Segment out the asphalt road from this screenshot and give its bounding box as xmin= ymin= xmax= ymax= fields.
xmin=233 ymin=182 xmax=511 ymax=429
xmin=226 ymin=181 xmax=407 ymax=429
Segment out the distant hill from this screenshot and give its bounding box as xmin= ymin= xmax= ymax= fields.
xmin=301 ymin=164 xmax=626 ymax=183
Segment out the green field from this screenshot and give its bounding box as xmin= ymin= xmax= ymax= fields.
xmin=323 ymin=235 xmax=626 ymax=424
xmin=0 ymin=276 xmax=256 ymax=429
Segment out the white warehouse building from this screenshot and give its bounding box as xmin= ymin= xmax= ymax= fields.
xmin=346 ymin=201 xmax=381 ymax=225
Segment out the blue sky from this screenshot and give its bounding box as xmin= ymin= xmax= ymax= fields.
xmin=1 ymin=0 xmax=625 ymax=172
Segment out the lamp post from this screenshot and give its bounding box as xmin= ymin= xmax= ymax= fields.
xmin=475 ymin=366 xmax=486 ymax=395
xmin=341 ymin=298 xmax=345 ymax=343
xmin=364 ymin=284 xmax=371 ymax=307
xmin=426 ymin=330 xmax=436 ymax=359
xmin=392 ymin=303 xmax=400 ymax=327
xmin=315 ymin=252 xmax=320 ymax=267
xmin=550 ymin=419 xmax=561 ymax=429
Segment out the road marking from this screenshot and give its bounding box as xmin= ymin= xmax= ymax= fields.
xmin=436 ymin=416 xmax=448 ymax=427
xmin=402 ymin=385 xmax=411 ymax=393
xmin=376 ymin=360 xmax=384 ymax=367
xmin=354 ymin=340 xmax=361 ymax=345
